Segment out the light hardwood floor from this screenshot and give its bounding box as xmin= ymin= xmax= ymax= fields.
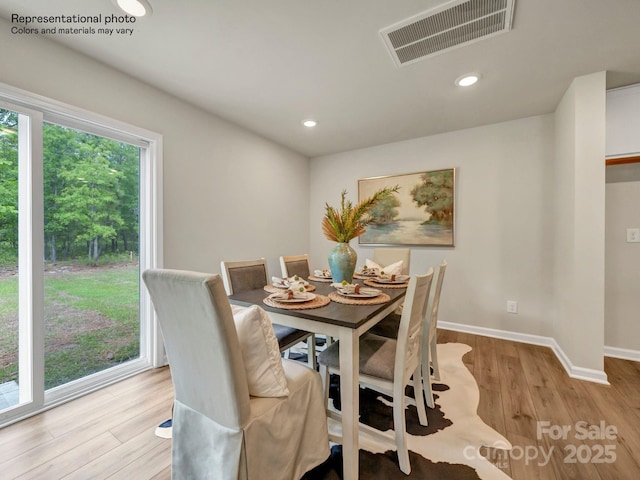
xmin=438 ymin=329 xmax=640 ymax=479
xmin=1 ymin=331 xmax=639 ymax=479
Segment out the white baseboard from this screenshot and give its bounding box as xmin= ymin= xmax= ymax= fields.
xmin=439 ymin=321 xmax=610 ymax=385
xmin=604 ymin=345 xmax=640 ymax=362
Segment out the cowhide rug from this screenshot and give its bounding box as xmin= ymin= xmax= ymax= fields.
xmin=303 ymin=343 xmax=513 ymax=480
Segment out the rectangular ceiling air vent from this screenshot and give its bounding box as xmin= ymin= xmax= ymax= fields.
xmin=380 ymin=0 xmax=515 ymax=67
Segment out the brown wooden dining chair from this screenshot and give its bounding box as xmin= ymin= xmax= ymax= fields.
xmin=221 ymin=258 xmax=317 ymax=368
xmin=317 ymin=269 xmax=434 ymax=475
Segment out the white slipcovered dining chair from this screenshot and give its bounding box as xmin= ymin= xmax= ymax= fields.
xmin=143 ymin=269 xmax=330 ymax=480
xmin=221 ymin=258 xmax=316 ymax=368
xmin=280 ymin=253 xmax=312 ymax=279
xmin=317 ymin=269 xmax=434 ymax=475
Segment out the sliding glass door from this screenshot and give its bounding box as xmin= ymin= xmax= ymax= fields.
xmin=0 ymin=86 xmax=162 ymax=426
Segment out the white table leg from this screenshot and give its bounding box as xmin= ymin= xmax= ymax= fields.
xmin=339 ymin=327 xmax=359 ymax=480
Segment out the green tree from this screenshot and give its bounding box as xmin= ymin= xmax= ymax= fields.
xmin=102 ymin=140 xmax=139 ymax=254
xmin=0 ymin=110 xmax=18 ymax=255
xmin=54 ymin=141 xmax=124 ymax=264
xmin=43 ymin=123 xmax=78 ymax=262
xmin=1 ymin=116 xmax=139 ymax=267
xmin=369 ymin=193 xmax=400 ymax=224
xmin=43 ymin=124 xmax=139 ymax=264
xmin=410 ymin=170 xmax=454 ymax=226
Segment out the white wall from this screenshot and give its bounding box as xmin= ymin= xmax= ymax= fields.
xmin=0 ymin=18 xmax=310 ymax=277
xmin=310 ymin=115 xmax=556 ymax=338
xmin=605 ymin=181 xmax=640 ymax=351
xmin=552 ymin=72 xmax=607 ymax=374
xmin=310 ymin=72 xmax=609 ymax=377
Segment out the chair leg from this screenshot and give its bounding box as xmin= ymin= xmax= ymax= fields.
xmin=393 ymin=382 xmax=411 ymax=475
xmin=307 ymin=335 xmax=317 ymax=370
xmin=430 ymin=335 xmax=440 ymax=381
xmin=423 ymin=367 xmax=435 ymax=409
xmin=412 ymin=365 xmax=428 ymax=427
xmin=421 ymin=337 xmax=435 ymax=409
xmin=319 ymin=364 xmax=330 ymax=409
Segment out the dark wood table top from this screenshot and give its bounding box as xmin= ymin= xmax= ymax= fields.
xmin=228 ymin=279 xmax=406 ymax=329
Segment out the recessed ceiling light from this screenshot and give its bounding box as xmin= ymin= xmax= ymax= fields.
xmin=114 ymin=0 xmax=152 ymax=17
xmin=455 ymin=73 xmax=480 ymax=87
xmin=302 ymin=120 xmax=317 ymax=128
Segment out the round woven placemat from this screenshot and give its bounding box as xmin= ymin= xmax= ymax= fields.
xmin=308 ymin=275 xmax=333 ymax=283
xmin=263 ymin=294 xmax=330 ymax=310
xmin=263 ymin=284 xmax=316 ymax=293
xmin=364 ymin=279 xmax=409 ymax=289
xmin=328 ymin=291 xmax=391 ymax=305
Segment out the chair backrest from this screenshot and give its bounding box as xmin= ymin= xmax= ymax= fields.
xmin=373 ymin=248 xmax=411 ymax=275
xmin=280 ymin=254 xmax=311 ymax=279
xmin=220 ymin=258 xmax=269 ymax=295
xmin=427 ymin=260 xmax=447 ymax=339
xmin=395 ymin=269 xmax=434 ymax=384
xmin=142 ymin=269 xmax=250 ymax=430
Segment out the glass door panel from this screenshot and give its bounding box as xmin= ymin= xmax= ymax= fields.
xmin=42 ymin=123 xmax=141 ymax=389
xmin=0 ymin=108 xmax=20 ymax=409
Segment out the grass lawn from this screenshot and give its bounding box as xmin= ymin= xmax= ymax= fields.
xmin=0 ymin=263 xmax=140 ymax=389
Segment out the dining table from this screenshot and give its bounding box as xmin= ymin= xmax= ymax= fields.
xmin=228 ymin=275 xmax=408 ymax=480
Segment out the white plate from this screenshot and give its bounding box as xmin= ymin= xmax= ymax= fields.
xmin=269 ymin=292 xmax=316 ymax=303
xmin=337 ymin=288 xmax=381 ymax=298
xmin=375 ymin=275 xmax=409 ymax=284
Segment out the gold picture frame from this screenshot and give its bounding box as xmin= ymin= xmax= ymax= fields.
xmin=358 ymin=168 xmax=455 ymax=246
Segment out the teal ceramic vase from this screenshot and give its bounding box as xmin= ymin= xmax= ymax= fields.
xmin=328 ymin=242 xmax=357 ymax=283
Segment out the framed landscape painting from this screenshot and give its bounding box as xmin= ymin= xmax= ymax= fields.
xmin=358 ymin=168 xmax=455 ymax=246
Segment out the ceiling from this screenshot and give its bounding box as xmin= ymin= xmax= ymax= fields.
xmin=2 ymin=0 xmax=640 ymax=158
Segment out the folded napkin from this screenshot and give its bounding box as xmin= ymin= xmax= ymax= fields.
xmin=289 ymin=275 xmax=308 ymax=286
xmin=313 ymin=269 xmax=332 ymax=278
xmin=331 ymin=282 xmax=361 ymax=294
xmin=377 ymin=273 xmax=410 ymax=283
xmin=365 ymin=258 xmax=404 ymax=276
xmin=272 ymin=276 xmax=309 ymax=288
xmin=271 ymin=290 xmax=308 ymax=300
xmin=358 ymin=265 xmax=379 ymax=276
xmin=340 ymin=283 xmax=361 ymax=294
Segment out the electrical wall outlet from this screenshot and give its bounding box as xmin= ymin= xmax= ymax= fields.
xmin=627 ymin=228 xmax=640 ymax=243
xmin=506 ymin=300 xmax=518 ymax=314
